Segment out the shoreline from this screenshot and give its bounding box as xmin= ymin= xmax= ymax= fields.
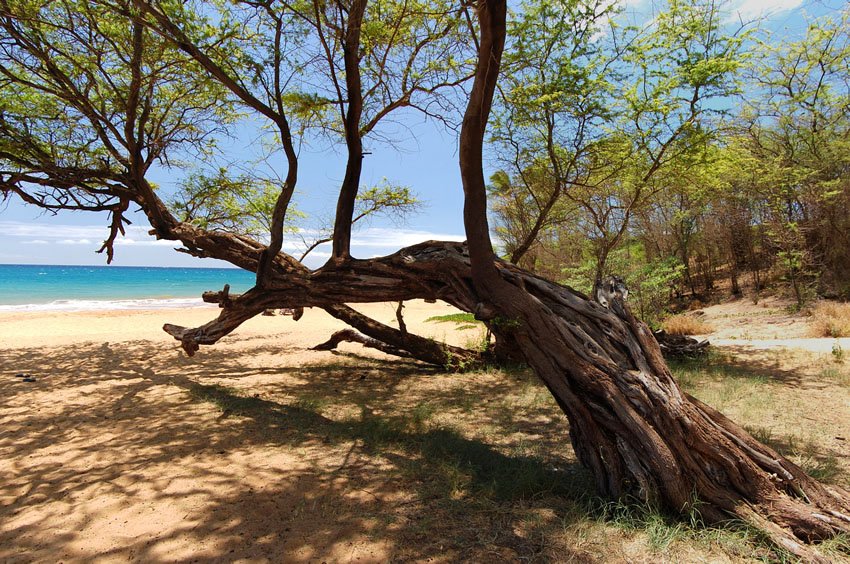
xmin=0 ymin=296 xmax=218 ymax=313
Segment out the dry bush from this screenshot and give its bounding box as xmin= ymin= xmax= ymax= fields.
xmin=809 ymin=302 xmax=850 ymax=338
xmin=663 ymin=314 xmax=714 ymax=335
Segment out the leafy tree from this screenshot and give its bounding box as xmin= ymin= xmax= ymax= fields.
xmin=1 ymin=0 xmax=849 ymax=559
xmin=738 ymin=7 xmax=850 ymax=301
xmin=171 ymin=169 xmax=305 ymax=239
xmin=562 ymin=242 xmax=684 ymax=326
xmin=489 ymin=0 xmax=747 ymax=295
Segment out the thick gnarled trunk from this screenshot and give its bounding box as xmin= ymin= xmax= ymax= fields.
xmin=481 ymin=272 xmax=850 ymax=560
xmin=446 ymin=2 xmax=850 ymax=558
xmin=163 ymin=240 xmax=850 ymax=560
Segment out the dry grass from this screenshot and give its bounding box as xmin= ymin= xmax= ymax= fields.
xmin=663 ymin=314 xmax=714 ymax=335
xmin=810 ymin=302 xmax=850 ymax=338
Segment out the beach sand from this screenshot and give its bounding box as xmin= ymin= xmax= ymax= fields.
xmin=0 ymin=300 xmax=470 ymax=563
xmin=0 ymin=301 xmax=459 ymax=349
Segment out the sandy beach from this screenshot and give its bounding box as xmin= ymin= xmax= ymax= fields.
xmin=0 ymin=300 xmax=466 ymax=350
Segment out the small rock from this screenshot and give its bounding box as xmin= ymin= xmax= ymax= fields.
xmin=22 ymin=377 xmax=36 ymax=383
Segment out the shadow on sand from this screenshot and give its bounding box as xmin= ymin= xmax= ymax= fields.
xmin=1 ymin=338 xmax=597 ymax=562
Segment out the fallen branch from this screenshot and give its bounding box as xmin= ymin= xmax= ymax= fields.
xmin=312 ymin=328 xmax=414 ymax=358
xmin=653 ymin=329 xmax=710 ymax=358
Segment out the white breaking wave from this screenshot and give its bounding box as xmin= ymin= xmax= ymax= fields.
xmin=0 ymin=297 xmax=217 ymax=312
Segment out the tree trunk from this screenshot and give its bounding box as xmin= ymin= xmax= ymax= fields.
xmin=165 ymin=241 xmax=850 ymax=560
xmin=450 ymin=2 xmax=848 ymax=560
xmin=330 ymin=0 xmax=368 ymax=261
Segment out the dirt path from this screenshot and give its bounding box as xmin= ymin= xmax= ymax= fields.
xmin=679 ymin=295 xmax=849 ymax=355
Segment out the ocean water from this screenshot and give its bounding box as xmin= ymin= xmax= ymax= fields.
xmin=0 ymin=264 xmax=257 ymax=311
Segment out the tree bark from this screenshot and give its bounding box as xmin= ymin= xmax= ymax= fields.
xmin=312 ymin=328 xmax=413 ymax=357
xmin=331 ymin=0 xmax=368 ymax=261
xmin=450 ymin=1 xmax=850 ymax=560
xmin=164 ymin=240 xmax=850 ymax=560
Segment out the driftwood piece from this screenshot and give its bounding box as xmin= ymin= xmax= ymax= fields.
xmin=653 ymin=329 xmax=710 ymax=358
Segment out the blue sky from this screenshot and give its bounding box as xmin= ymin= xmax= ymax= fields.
xmin=0 ymin=0 xmax=839 ymax=269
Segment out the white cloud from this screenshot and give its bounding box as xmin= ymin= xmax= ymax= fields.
xmin=1 ymin=221 xmax=105 ymax=239
xmin=0 ymin=220 xmax=466 ymax=268
xmin=728 ymin=0 xmax=803 ymax=21
xmin=2 ymin=221 xmax=467 ymax=250
xmin=114 ymin=237 xmax=175 ymax=247
xmin=616 ymin=0 xmax=803 ymax=25
xmin=58 ymin=239 xmax=93 ymax=245
xmin=304 ymin=250 xmax=332 ymax=259
xmin=279 ymin=226 xmax=465 ymax=257
xmin=349 ymin=227 xmax=465 ymax=248
xmin=0 ymin=221 xmax=175 ymax=247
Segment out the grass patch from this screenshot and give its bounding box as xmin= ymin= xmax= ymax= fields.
xmin=293 ymin=394 xmax=328 ymax=413
xmin=462 ymin=330 xmax=491 ymax=353
xmin=586 ymin=497 xmax=794 ymax=560
xmin=743 ymin=424 xmax=774 ymax=445
xmin=426 ymin=312 xmax=492 ymax=354
xmin=592 ymin=499 xmax=689 ymax=551
xmin=819 ymin=533 xmax=850 ymax=561
xmin=820 ymin=366 xmax=850 ymax=387
xmin=669 ymin=352 xmax=772 ymax=391
xmin=426 ymin=312 xmax=479 ymax=325
xmin=800 ymin=453 xmax=842 ymax=482
xmin=810 ymin=301 xmax=850 ymax=337
xmin=662 ymin=314 xmax=714 ymax=335
xmin=782 ymin=434 xmax=844 ymax=483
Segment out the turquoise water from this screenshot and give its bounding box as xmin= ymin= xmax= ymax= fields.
xmin=0 ymin=264 xmax=256 ymax=310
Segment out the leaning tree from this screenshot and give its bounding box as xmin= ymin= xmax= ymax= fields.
xmin=1 ymin=0 xmax=848 ymax=559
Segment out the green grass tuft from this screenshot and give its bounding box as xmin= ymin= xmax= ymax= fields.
xmin=426 ymin=313 xmax=479 ymax=324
